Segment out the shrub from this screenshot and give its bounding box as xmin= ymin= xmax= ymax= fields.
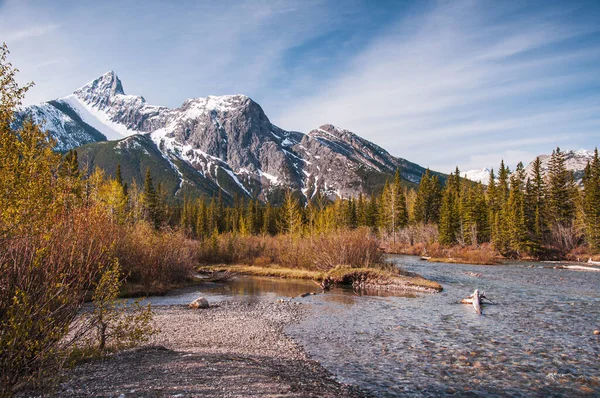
xmin=87 ymin=260 xmax=156 ymax=352
xmin=116 ymin=221 xmax=198 ymax=287
xmin=198 ymin=227 xmax=388 ymax=271
xmin=0 ymin=208 xmax=115 ymax=395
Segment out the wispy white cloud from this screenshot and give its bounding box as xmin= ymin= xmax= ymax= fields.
xmin=274 ymin=1 xmax=600 ymax=172
xmin=4 ymin=24 xmax=61 ymax=42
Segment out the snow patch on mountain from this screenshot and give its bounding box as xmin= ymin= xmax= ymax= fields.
xmin=524 ymin=149 xmax=595 ymax=184
xmin=62 ymin=94 xmax=136 ymax=140
xmin=463 ymin=168 xmax=491 ymax=184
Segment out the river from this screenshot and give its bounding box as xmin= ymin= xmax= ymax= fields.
xmin=146 ymin=255 xmax=600 ymax=397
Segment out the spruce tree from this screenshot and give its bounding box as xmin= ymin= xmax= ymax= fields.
xmin=439 ymin=169 xmax=460 ymax=245
xmin=547 ymin=147 xmax=576 ymax=228
xmin=414 ymin=169 xmax=442 ymax=224
xmin=583 ymin=148 xmax=600 ymax=252
xmin=142 ymin=167 xmax=159 ymax=228
xmin=507 ymin=162 xmax=528 ymax=254
xmin=524 ymin=157 xmax=547 ymax=254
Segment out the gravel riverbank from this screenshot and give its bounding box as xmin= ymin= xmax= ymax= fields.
xmin=55 ymin=301 xmax=369 ymax=397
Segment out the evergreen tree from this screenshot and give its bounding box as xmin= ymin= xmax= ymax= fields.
xmin=583 ymin=148 xmax=600 ymax=252
xmin=379 ymin=170 xmax=408 ymax=244
xmin=142 ymin=167 xmax=159 ymax=228
xmin=439 ymin=170 xmax=461 ymax=245
xmin=547 ymin=147 xmax=576 ymax=228
xmin=115 ymin=163 xmax=123 ymax=187
xmin=507 ymin=162 xmax=528 ymax=254
xmin=414 ymin=169 xmax=442 ymax=224
xmin=115 ymin=162 xmax=128 ymax=196
xmin=524 ymin=157 xmax=547 ymax=254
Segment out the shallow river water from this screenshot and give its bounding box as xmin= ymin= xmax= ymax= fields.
xmin=148 ymin=256 xmax=600 ymax=397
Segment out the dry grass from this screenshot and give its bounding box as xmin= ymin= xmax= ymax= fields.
xmin=198 ymin=228 xmax=387 ymax=271
xmin=199 ymin=264 xmax=325 ymax=280
xmin=427 ymin=243 xmax=500 ymax=265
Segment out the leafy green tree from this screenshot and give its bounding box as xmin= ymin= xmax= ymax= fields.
xmin=90 ymin=261 xmax=156 ymax=352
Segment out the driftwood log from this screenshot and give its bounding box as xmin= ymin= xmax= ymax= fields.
xmin=461 ymin=289 xmax=493 ymax=314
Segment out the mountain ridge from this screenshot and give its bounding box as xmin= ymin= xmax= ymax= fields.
xmin=16 ymin=71 xmax=444 ymax=201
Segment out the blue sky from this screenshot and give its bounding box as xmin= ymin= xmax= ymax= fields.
xmin=1 ymin=0 xmax=599 ymax=173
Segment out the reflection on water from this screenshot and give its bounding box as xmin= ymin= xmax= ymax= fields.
xmin=287 ymin=255 xmax=600 ymax=397
xmin=142 ymin=276 xmax=321 ymax=306
xmin=143 ymin=274 xmax=416 ymax=307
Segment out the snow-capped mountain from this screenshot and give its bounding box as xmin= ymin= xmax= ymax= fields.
xmin=524 ymin=149 xmax=595 ymax=184
xmin=462 ymin=168 xmax=491 ymax=184
xmin=16 ymin=71 xmax=442 ymax=200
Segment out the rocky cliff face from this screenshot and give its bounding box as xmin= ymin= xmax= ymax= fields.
xmin=17 ymin=71 xmax=441 ymax=200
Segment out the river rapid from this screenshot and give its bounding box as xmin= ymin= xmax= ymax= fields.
xmin=147 ymin=256 xmax=600 ymax=397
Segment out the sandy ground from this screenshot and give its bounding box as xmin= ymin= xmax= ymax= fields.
xmin=51 ymin=301 xmax=370 ymax=397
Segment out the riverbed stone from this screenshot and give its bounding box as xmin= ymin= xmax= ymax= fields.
xmin=189 ymin=297 xmax=209 ymax=309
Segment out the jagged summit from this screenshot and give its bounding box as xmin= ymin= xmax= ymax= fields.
xmin=74 ymin=71 xmax=125 ymax=107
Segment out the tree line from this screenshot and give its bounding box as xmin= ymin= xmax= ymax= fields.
xmin=141 ymin=149 xmax=599 ymax=258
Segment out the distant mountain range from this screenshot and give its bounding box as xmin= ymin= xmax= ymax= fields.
xmin=462 ymin=168 xmax=491 ymax=184
xmin=15 ymin=71 xmax=443 ymax=202
xmin=463 ymin=149 xmax=595 ymax=185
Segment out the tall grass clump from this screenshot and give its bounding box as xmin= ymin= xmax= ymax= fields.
xmin=198 ymin=227 xmax=388 ymax=272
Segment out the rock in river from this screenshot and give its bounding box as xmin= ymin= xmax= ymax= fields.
xmin=189 ymin=297 xmax=209 ymax=309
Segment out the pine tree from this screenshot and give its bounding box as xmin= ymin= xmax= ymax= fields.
xmin=507 ymin=162 xmax=528 ymax=254
xmin=547 ymin=147 xmax=576 ymax=228
xmin=490 ymin=162 xmax=512 ymax=253
xmin=115 ymin=163 xmax=123 ymax=187
xmin=414 ymin=170 xmax=431 ymax=224
xmin=379 ymin=170 xmax=408 ymax=244
xmin=583 ymin=148 xmax=600 ymax=252
xmin=524 ymin=157 xmax=547 ymax=254
xmin=142 ymin=167 xmax=159 ymax=228
xmin=115 ymin=162 xmax=128 ymax=196
xmin=438 ymin=169 xmax=461 ymax=245
xmin=196 ymin=199 xmax=208 ymax=239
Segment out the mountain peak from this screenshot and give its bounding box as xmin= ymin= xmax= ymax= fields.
xmin=463 ymin=168 xmax=491 ymax=184
xmin=73 ymin=71 xmax=125 ymax=107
